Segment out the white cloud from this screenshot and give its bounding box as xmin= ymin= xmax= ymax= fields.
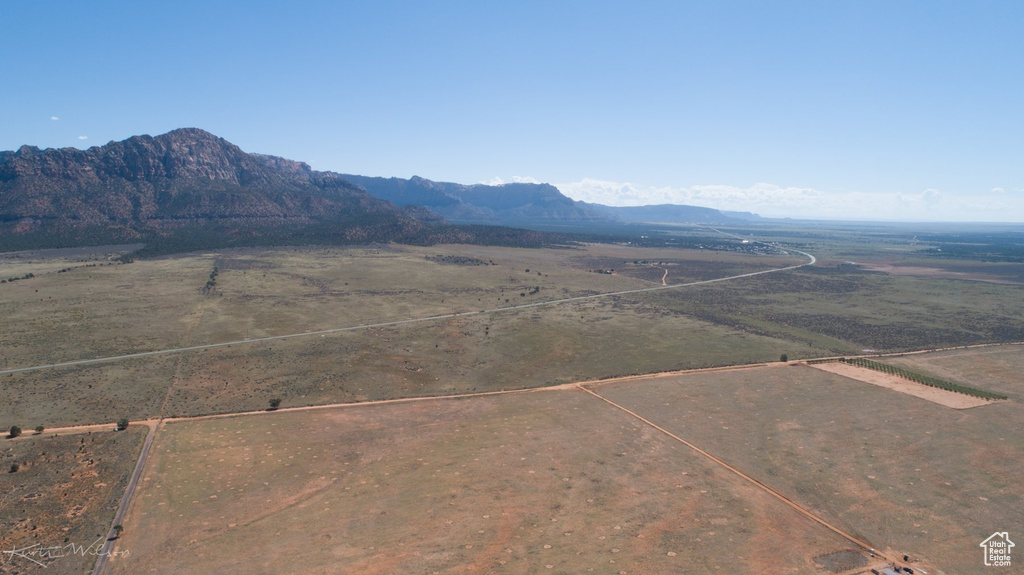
xmin=921 ymin=188 xmax=942 ymax=204
xmin=991 ymin=187 xmax=1005 ymax=194
xmin=77 ymin=135 xmax=88 ymax=140
xmin=481 ymin=175 xmax=541 ymax=186
xmin=554 ymin=178 xmax=1024 ymax=222
xmin=555 ymin=178 xmax=829 ymax=217
xmin=50 ymin=116 xmax=59 ymax=121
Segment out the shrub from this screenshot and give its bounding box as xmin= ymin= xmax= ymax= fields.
xmin=836 ymin=358 xmax=1007 ymax=400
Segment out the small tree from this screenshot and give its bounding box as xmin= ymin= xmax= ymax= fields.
xmin=116 ymin=418 xmax=129 ymax=431
xmin=8 ymin=425 xmax=21 ymax=439
xmin=268 ymin=398 xmax=282 ymax=411
xmin=780 ymin=354 xmax=789 ymax=363
xmin=9 ymin=463 xmax=18 ymax=473
xmin=34 ymin=425 xmax=44 ymax=434
xmin=113 ymin=525 xmax=124 ymax=538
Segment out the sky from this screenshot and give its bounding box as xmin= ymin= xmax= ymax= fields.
xmin=2 ymin=1 xmax=1023 ymax=222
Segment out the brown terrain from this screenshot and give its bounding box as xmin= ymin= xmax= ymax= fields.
xmin=807 ymin=361 xmax=995 ymax=409
xmin=857 ymin=261 xmax=1024 ymax=285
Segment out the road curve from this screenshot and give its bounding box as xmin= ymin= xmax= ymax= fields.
xmin=0 ymin=248 xmax=815 ymax=376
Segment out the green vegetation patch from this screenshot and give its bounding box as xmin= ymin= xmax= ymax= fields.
xmin=834 ymin=357 xmax=1008 ymax=400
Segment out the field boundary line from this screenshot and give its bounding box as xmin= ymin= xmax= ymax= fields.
xmin=20 ymin=340 xmax=1022 ymax=437
xmin=576 ymin=384 xmax=886 ymax=560
xmin=17 ymin=340 xmax=1022 ymax=438
xmin=159 ymin=384 xmax=574 ymax=425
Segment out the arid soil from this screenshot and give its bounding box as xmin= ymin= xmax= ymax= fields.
xmin=857 ymin=261 xmax=1024 ymax=285
xmin=807 ymin=361 xmax=995 ymax=409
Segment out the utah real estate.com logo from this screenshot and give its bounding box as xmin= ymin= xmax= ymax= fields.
xmin=980 ymin=532 xmax=1013 ymax=567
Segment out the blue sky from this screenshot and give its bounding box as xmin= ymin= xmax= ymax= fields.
xmin=3 ymin=1 xmax=1022 ymax=221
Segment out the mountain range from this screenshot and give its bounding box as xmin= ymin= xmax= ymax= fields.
xmin=0 ymin=128 xmax=750 ymax=252
xmin=339 ymin=174 xmax=748 ymax=226
xmin=0 ymin=129 xmax=437 ymax=241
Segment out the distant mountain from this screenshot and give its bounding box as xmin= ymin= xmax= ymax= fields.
xmin=0 ymin=129 xmax=436 ymax=246
xmin=338 ymin=174 xmax=609 ymax=223
xmin=721 ymin=210 xmax=764 ymax=221
xmin=0 ymin=128 xmax=755 ymax=255
xmin=587 ymin=203 xmax=743 ymax=225
xmin=340 ymin=174 xmax=744 ymax=226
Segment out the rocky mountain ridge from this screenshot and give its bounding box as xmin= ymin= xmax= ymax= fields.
xmin=0 ymin=129 xmax=434 ymax=242
xmin=0 ymin=128 xmax=750 ymax=253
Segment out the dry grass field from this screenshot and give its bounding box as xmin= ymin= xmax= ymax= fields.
xmin=110 ymin=346 xmax=1019 ymax=574
xmin=110 ymin=390 xmax=855 ymax=575
xmin=879 ymin=344 xmax=1024 ymax=400
xmin=632 ymin=268 xmax=1024 ymax=353
xmin=1 ymin=244 xmax=811 ymax=427
xmin=596 ymin=353 xmax=1023 ymax=575
xmin=149 ymin=295 xmax=802 ymax=420
xmin=806 ymin=361 xmax=996 ymax=409
xmin=0 ymin=427 xmax=146 ymax=574
xmin=3 ymin=237 xmax=1022 ymax=575
xmin=0 ymin=244 xmax=802 ymax=369
xmin=0 ymin=245 xmax=141 ymax=282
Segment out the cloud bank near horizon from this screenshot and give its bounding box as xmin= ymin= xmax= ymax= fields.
xmin=553 ymin=178 xmax=1024 ymax=222
xmin=481 ymin=176 xmax=541 ymax=186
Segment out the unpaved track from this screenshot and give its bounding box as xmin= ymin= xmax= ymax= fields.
xmin=92 ymin=420 xmax=157 ymax=575
xmin=575 ymin=384 xmax=889 ymax=561
xmin=26 ymin=342 xmax=1020 ymax=441
xmin=5 ymin=422 xmax=125 ymax=442
xmin=0 ymin=248 xmax=815 ymax=376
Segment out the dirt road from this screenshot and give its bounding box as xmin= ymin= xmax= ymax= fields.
xmin=92 ymin=420 xmax=158 ymax=575
xmin=575 ymin=384 xmax=888 ymax=561
xmin=0 ymin=248 xmax=815 ymax=377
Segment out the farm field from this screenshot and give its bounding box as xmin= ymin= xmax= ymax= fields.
xmin=0 ymin=243 xmax=801 ymax=369
xmin=2 ymin=229 xmax=1022 ymax=575
xmin=1 ymin=243 xmax=814 ymax=427
xmin=806 ymin=361 xmax=995 ymax=409
xmin=4 ymin=236 xmax=1023 ymax=429
xmin=1 ymin=293 xmax=813 ymax=428
xmin=631 ymin=267 xmax=1024 ymax=353
xmin=878 ymin=344 xmax=1024 ymax=400
xmin=0 ymin=427 xmax=146 ymax=574
xmin=596 ymin=350 xmax=1024 ymax=575
xmin=4 ymin=290 xmax=821 ymax=428
xmin=110 ymin=390 xmax=857 ymax=575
